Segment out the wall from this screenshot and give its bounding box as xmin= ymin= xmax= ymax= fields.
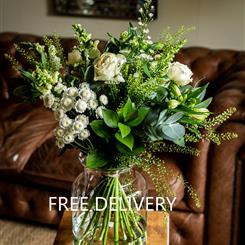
xmin=0 ymin=0 xmax=244 ymax=50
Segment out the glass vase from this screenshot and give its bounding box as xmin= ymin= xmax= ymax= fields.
xmin=72 ymin=155 xmax=148 ymax=245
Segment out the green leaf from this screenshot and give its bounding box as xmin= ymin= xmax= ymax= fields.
xmin=189 ymin=83 xmax=208 ymax=100
xmin=143 ymin=63 xmax=151 ymax=78
xmin=20 ymin=70 xmax=35 ymax=82
xmin=115 ymin=142 xmax=133 ymax=155
xmin=161 ymin=123 xmax=185 ymax=140
xmin=164 ymin=112 xmax=183 ymax=124
xmin=115 ymin=132 xmax=134 ymax=150
xmin=84 ymin=65 xmax=94 ymax=83
xmin=90 ymin=120 xmax=111 ymax=139
xmin=195 ymin=97 xmax=212 ymax=108
xmin=126 ymin=107 xmax=150 ymax=127
xmin=118 ymin=122 xmax=131 ymax=138
xmin=122 ymin=97 xmax=134 ymax=121
xmin=102 ymin=109 xmax=119 ymax=128
xmin=86 ymin=150 xmax=109 ymax=168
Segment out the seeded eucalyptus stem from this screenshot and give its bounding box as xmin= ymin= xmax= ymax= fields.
xmin=77 ymin=175 xmax=145 ymax=244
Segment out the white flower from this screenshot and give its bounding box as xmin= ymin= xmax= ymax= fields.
xmin=54 ymin=127 xmax=65 ymax=138
xmin=88 ymin=99 xmax=98 ymax=110
xmin=54 ymin=108 xmax=65 ymax=120
xmin=78 ymin=129 xmax=90 ymax=140
xmin=72 ymin=121 xmax=86 ymax=132
xmin=61 ymin=96 xmax=75 ymax=111
xmin=94 ymin=52 xmax=126 ymax=83
xmin=43 ymin=93 xmax=55 ymax=108
xmin=79 ymin=82 xmax=90 ymax=89
xmin=54 ymin=83 xmax=67 ymax=94
xmin=75 ymin=115 xmax=89 ymax=126
xmin=75 ymin=99 xmax=87 ymax=113
xmin=59 ymin=115 xmax=73 ymax=129
xmin=56 ymin=139 xmax=65 ymax=149
xmin=96 ymin=106 xmax=105 ymax=119
xmin=63 ymin=134 xmax=75 ymax=144
xmin=79 ymin=88 xmax=92 ymax=101
xmin=168 ymin=62 xmax=193 ymax=86
xmin=65 ymin=87 xmax=79 ymax=97
xmin=67 ymin=50 xmax=82 ymax=65
xmin=99 ymin=95 xmax=108 ymax=105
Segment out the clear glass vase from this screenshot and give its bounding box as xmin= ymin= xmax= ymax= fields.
xmin=72 ymin=155 xmax=148 ymax=245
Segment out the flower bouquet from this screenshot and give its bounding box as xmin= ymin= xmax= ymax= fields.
xmin=6 ymin=0 xmax=238 ymax=244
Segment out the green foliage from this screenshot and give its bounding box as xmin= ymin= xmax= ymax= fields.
xmin=86 ymin=149 xmax=109 ymax=168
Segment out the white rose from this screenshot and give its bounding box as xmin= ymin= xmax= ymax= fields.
xmin=67 ymin=50 xmax=82 ymax=65
xmin=168 ymin=62 xmax=193 ymax=86
xmin=94 ymin=52 xmax=126 ymax=83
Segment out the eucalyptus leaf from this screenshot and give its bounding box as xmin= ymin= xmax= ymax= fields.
xmin=164 ymin=112 xmax=183 ymax=124
xmin=161 ymin=123 xmax=185 ymax=140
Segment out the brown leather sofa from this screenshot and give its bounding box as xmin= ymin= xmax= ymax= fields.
xmin=0 ymin=32 xmax=244 ymax=245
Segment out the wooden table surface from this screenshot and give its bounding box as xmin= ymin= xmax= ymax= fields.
xmin=53 ymin=210 xmax=169 ymax=245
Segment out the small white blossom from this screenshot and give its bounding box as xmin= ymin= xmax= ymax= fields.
xmin=63 ymin=134 xmax=75 ymax=144
xmin=56 ymin=139 xmax=65 ymax=149
xmin=99 ymin=95 xmax=108 ymax=105
xmin=149 ymin=13 xmax=154 ymax=18
xmin=75 ymin=115 xmax=89 ymax=126
xmin=65 ymin=87 xmax=79 ymax=97
xmin=54 ymin=127 xmax=65 ymax=138
xmin=54 ymin=108 xmax=65 ymax=120
xmin=96 ymin=106 xmax=105 ymax=119
xmin=79 ymin=88 xmax=92 ymax=101
xmin=75 ymin=99 xmax=87 ymax=113
xmin=72 ymin=120 xmax=86 ymax=132
xmin=88 ymin=99 xmax=98 ymax=110
xmin=61 ymin=96 xmax=75 ymax=111
xmin=43 ymin=93 xmax=55 ymax=108
xmin=78 ymin=129 xmax=90 ymax=140
xmin=54 ymin=83 xmax=67 ymax=94
xmin=79 ymin=82 xmax=90 ymax=89
xmin=143 ymin=28 xmax=149 ymax=34
xmin=59 ymin=115 xmax=73 ymax=129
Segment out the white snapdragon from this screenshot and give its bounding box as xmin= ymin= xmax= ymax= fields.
xmin=99 ymin=95 xmax=108 ymax=105
xmin=65 ymin=87 xmax=79 ymax=97
xmin=94 ymin=52 xmax=126 ymax=83
xmin=78 ymin=129 xmax=90 ymax=140
xmin=43 ymin=93 xmax=55 ymax=108
xmin=79 ymin=88 xmax=92 ymax=101
xmin=67 ymin=50 xmax=82 ymax=65
xmin=168 ymin=62 xmax=193 ymax=86
xmin=59 ymin=115 xmax=73 ymax=129
xmin=61 ymin=96 xmax=75 ymax=111
xmin=75 ymin=99 xmax=87 ymax=113
xmin=88 ymin=99 xmax=98 ymax=110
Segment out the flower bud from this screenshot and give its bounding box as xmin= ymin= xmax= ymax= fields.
xmin=168 ymin=99 xmax=180 ymax=109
